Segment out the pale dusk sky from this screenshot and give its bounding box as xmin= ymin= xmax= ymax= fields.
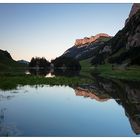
xmin=0 ymin=3 xmax=132 ymax=61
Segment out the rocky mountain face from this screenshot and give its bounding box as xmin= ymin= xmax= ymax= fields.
xmin=61 ymin=4 xmax=140 ymax=66
xmin=125 ymin=3 xmax=140 ymax=25
xmin=62 ymin=33 xmax=111 ymax=60
xmin=75 ymin=33 xmax=111 ymax=46
xmin=91 ymin=4 xmax=140 ymax=65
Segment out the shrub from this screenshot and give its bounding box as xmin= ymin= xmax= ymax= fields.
xmin=51 ymin=56 xmax=81 ymax=70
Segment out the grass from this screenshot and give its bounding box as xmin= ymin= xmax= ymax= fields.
xmin=80 ymin=58 xmax=93 ymax=69
xmin=0 ymin=54 xmax=140 ymax=91
xmin=95 ymin=64 xmax=140 ymax=81
xmin=80 ymin=56 xmax=140 ymax=81
xmin=79 ymin=58 xmax=97 ymax=80
xmin=0 ymin=55 xmax=94 ymax=90
xmin=0 ymin=63 xmax=140 ymax=91
xmin=97 ymin=37 xmax=111 ymax=42
xmin=0 ymin=75 xmax=93 ymax=90
xmin=109 ymin=47 xmax=126 ymax=58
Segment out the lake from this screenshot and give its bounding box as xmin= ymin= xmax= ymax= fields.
xmin=0 ymin=77 xmax=140 ymax=137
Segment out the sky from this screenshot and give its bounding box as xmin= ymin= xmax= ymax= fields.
xmin=0 ymin=3 xmax=132 ymax=61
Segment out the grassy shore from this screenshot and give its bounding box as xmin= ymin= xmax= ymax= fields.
xmin=79 ymin=58 xmax=140 ymax=81
xmin=94 ymin=64 xmax=140 ymax=81
xmin=0 ymin=60 xmax=140 ymax=91
xmin=0 ymin=75 xmax=93 ymax=90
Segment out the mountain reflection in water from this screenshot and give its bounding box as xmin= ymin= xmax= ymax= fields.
xmin=0 ymin=74 xmax=140 ymax=136
xmin=72 ymin=77 xmax=140 ymax=135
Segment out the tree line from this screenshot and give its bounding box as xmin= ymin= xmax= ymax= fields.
xmin=29 ymin=56 xmax=81 ymax=70
xmin=29 ymin=57 xmax=50 ymax=68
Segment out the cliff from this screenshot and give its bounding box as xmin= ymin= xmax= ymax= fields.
xmin=62 ymin=33 xmax=111 ymax=60
xmin=112 ymin=3 xmax=140 ymax=50
xmin=91 ymin=4 xmax=140 ymax=65
xmin=61 ymin=3 xmax=140 ymax=65
xmin=75 ymin=33 xmax=111 ymax=46
xmin=125 ymin=3 xmax=140 ymax=25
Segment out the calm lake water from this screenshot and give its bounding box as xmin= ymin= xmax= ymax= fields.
xmin=0 ymin=77 xmax=140 ymax=136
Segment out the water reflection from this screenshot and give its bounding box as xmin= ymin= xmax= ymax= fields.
xmin=28 ymin=68 xmax=50 ymax=76
xmin=72 ymin=77 xmax=140 ymax=135
xmin=0 ymin=90 xmax=19 ymax=101
xmin=0 ymin=108 xmax=21 ymax=136
xmin=0 ymin=74 xmax=140 ymax=136
xmin=0 ymin=95 xmax=15 ymax=101
xmin=52 ymin=69 xmax=80 ymax=77
xmin=27 ymin=68 xmax=80 ymax=77
xmin=74 ymin=86 xmax=111 ymax=102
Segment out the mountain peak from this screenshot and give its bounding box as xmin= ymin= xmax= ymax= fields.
xmin=75 ymin=33 xmax=111 ymax=46
xmin=125 ymin=3 xmax=140 ymax=25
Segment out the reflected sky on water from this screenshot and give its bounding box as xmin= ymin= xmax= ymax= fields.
xmin=0 ymin=79 xmax=140 ymax=136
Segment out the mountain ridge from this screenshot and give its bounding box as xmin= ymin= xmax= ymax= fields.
xmin=62 ymin=33 xmax=111 ymax=60
xmin=75 ymin=33 xmax=111 ymax=46
xmin=0 ymin=49 xmax=27 ymax=72
xmin=60 ymin=3 xmax=140 ymax=67
xmin=91 ymin=8 xmax=140 ymax=66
